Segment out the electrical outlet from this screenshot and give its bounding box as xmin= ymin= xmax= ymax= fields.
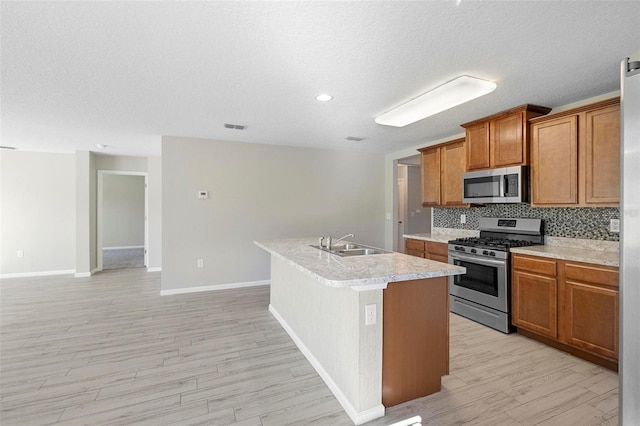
xmin=365 ymin=304 xmax=377 ymax=326
xmin=197 ymin=259 xmax=204 ymax=268
xmin=17 ymin=250 xmax=24 ymax=258
xmin=609 ymin=219 xmax=620 ymax=233
xmin=460 ymin=214 xmax=466 ymax=224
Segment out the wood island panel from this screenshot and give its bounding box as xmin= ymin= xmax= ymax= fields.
xmin=382 ymin=277 xmax=449 ymax=407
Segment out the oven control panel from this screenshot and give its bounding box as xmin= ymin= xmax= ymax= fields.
xmin=449 ymin=245 xmax=509 ymax=260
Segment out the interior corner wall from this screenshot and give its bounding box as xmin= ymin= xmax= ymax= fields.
xmin=161 ymin=136 xmax=386 ymax=292
xmin=147 ymin=156 xmax=162 ymax=270
xmin=0 ymin=150 xmax=76 ymax=276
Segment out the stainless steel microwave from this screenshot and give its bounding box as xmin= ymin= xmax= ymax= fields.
xmin=462 ymin=166 xmax=528 ymax=204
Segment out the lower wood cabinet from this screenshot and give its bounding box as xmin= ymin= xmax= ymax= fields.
xmin=512 ymin=255 xmax=558 ymax=338
xmin=512 ymin=254 xmax=619 ymax=370
xmin=405 ymin=239 xmax=448 ymax=263
xmin=562 ymin=262 xmax=619 ymax=360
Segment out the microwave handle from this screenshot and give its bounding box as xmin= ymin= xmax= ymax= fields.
xmin=501 ymin=175 xmax=507 ymax=196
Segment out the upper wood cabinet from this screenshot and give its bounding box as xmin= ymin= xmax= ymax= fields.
xmin=530 ymin=98 xmax=620 ymax=207
xmin=418 ymin=138 xmax=467 ymax=207
xmin=462 ymin=104 xmax=551 ymax=171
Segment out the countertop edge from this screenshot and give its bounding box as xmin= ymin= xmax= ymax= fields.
xmin=255 ymin=239 xmax=465 ymax=289
xmin=510 ymin=246 xmax=619 ymax=268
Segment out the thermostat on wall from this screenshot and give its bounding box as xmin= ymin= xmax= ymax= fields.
xmin=198 ymin=190 xmax=209 ymax=199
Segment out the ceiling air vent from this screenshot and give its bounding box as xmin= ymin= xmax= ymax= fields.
xmin=224 ymin=123 xmax=248 ymax=130
xmin=0 ymin=146 xmax=17 ymax=150
xmin=345 ymin=136 xmax=365 ymax=142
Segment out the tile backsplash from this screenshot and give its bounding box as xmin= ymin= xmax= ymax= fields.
xmin=433 ymin=205 xmax=620 ymax=241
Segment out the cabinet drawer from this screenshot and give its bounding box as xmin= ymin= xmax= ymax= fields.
xmin=512 ymin=255 xmax=557 ymax=276
xmin=426 ymin=242 xmax=448 ymax=257
xmin=406 ymin=249 xmax=425 ymax=258
xmin=405 ymin=239 xmax=425 ymax=251
xmin=429 ymin=254 xmax=449 ymax=264
xmin=565 ymin=263 xmax=619 ymax=288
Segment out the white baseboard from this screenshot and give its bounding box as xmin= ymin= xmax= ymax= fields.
xmin=268 ymin=304 xmax=385 ymax=425
xmin=102 ymin=246 xmax=144 ymax=250
xmin=147 ymin=267 xmax=162 ymax=272
xmin=74 ymin=267 xmax=100 ymax=278
xmin=160 ymin=280 xmax=270 ymax=296
xmin=0 ymin=269 xmax=75 ymax=279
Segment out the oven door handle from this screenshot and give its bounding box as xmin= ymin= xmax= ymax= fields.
xmin=449 ymin=252 xmax=506 ymax=267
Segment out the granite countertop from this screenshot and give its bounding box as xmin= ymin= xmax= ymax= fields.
xmin=254 ymin=238 xmax=465 ymax=290
xmin=510 ymin=245 xmax=619 ymax=268
xmin=403 ymin=228 xmax=480 ymax=244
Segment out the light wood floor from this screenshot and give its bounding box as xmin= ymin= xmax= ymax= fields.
xmin=1 ymin=269 xmax=618 ymax=425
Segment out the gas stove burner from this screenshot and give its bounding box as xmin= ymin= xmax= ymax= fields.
xmin=448 ymin=237 xmax=539 ymax=250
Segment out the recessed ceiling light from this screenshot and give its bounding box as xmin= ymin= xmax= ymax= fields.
xmin=315 ymin=94 xmax=333 ymax=102
xmin=96 ymin=144 xmax=110 ymax=149
xmin=375 ymin=75 xmax=497 ymax=127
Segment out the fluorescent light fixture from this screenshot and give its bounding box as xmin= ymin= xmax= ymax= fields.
xmin=315 ymin=93 xmax=333 ymax=102
xmin=375 ymin=75 xmax=497 ymax=127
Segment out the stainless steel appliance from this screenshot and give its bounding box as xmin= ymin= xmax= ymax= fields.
xmin=448 ymin=217 xmax=543 ymax=333
xmin=462 ymin=165 xmax=528 ymax=204
xmin=620 ymin=54 xmax=640 ymax=423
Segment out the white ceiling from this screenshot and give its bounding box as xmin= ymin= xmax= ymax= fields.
xmin=2 ymin=1 xmax=639 ymax=157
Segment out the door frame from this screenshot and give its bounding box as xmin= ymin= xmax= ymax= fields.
xmin=97 ymin=170 xmax=149 ymax=271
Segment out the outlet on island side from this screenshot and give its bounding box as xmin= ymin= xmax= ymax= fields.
xmin=365 ymin=304 xmax=377 ymax=326
xmin=197 ymin=259 xmax=204 ymax=268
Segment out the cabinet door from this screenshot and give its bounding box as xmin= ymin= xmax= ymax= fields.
xmin=405 ymin=239 xmax=426 ymax=258
xmin=531 ymin=115 xmax=578 ymax=205
xmin=440 ymin=141 xmax=466 ymax=206
xmin=421 ymin=148 xmax=441 ymax=206
xmin=512 ymin=270 xmax=558 ymax=338
xmin=563 ymin=281 xmax=618 ymax=360
xmin=406 ymin=249 xmax=425 ymax=258
xmin=426 ymin=242 xmax=449 ymax=263
xmin=584 ymin=104 xmax=620 ymax=204
xmin=492 ymin=113 xmax=524 ymax=167
xmin=465 ymin=122 xmax=490 ymax=170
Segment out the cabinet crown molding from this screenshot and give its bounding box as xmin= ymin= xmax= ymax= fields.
xmin=417 ymin=137 xmax=465 ymax=152
xmin=529 ymin=97 xmax=620 ymax=123
xmin=461 ymin=104 xmax=552 ymax=128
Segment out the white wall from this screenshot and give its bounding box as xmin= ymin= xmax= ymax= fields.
xmin=161 ymin=136 xmax=386 ymax=292
xmin=75 ymin=151 xmax=97 ymax=276
xmin=102 ymin=174 xmax=145 ymax=248
xmin=147 ymin=156 xmax=162 ymax=271
xmin=0 ymin=150 xmax=76 ymax=276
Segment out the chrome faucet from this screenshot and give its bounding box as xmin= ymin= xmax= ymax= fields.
xmin=326 ymin=233 xmax=355 ymax=250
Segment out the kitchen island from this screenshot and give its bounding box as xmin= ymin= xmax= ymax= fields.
xmin=254 ymin=238 xmax=465 ymax=425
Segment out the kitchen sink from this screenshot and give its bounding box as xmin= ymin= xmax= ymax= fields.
xmin=310 ymin=243 xmax=390 ymax=257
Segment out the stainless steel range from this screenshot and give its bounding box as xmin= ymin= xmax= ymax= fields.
xmin=448 ymin=217 xmax=544 ymax=333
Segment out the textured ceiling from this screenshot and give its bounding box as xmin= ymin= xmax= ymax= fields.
xmin=2 ymin=1 xmax=639 ymax=157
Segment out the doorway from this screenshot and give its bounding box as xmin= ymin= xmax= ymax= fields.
xmin=97 ymin=171 xmax=148 ymax=271
xmin=397 ymin=156 xmax=430 ymax=252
